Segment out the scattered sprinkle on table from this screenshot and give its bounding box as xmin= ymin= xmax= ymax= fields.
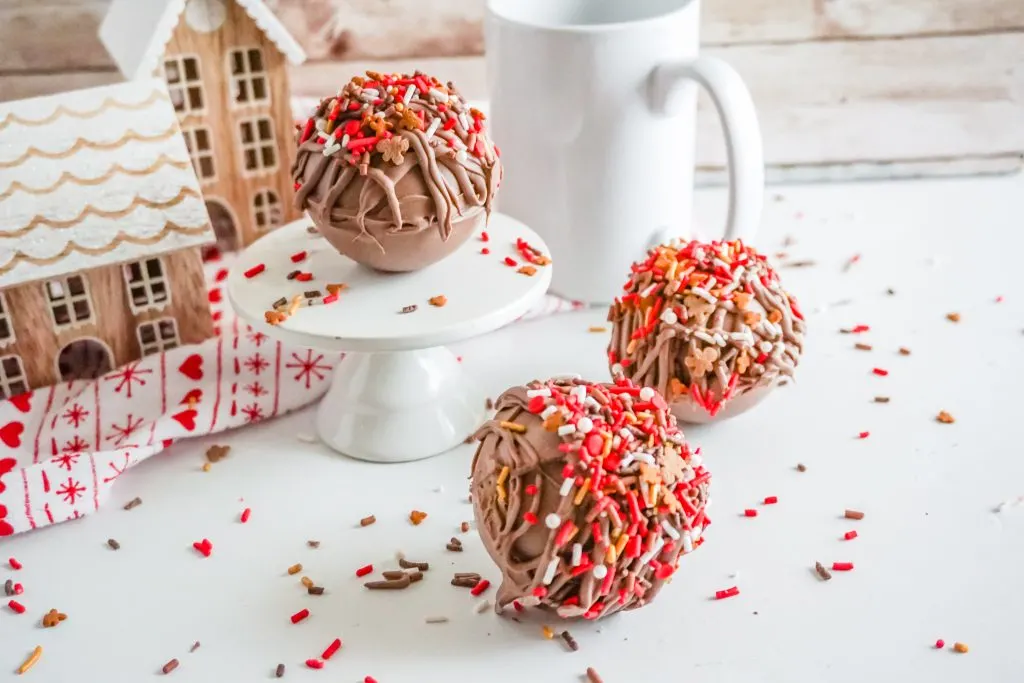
xmin=517 ymin=265 xmax=537 ymax=276
xmin=460 ymin=521 xmax=471 ymax=533
xmin=954 ymin=642 xmax=969 ymax=653
xmin=872 ymin=367 xmax=889 ymax=376
xmin=542 ymin=625 xmax=555 ymax=639
xmin=843 ymin=253 xmax=861 ymax=271
xmin=857 ymin=431 xmax=870 ymax=439
xmin=561 ymin=630 xmax=579 ymax=651
xmin=206 ymin=444 xmax=230 ymax=462
xmin=588 ymin=326 xmax=607 ymax=333
xmin=874 ymin=396 xmax=890 ymax=403
xmin=400 ymin=558 xmax=429 ymax=571
xmin=764 ymin=496 xmax=778 ymax=505
xmin=322 ymin=638 xmax=342 ymax=660
xmin=503 ymin=256 xmax=517 ymax=267
xmin=744 ymin=509 xmax=758 ymax=517
xmin=290 ymin=251 xmax=307 ymax=263
xmin=201 ymin=462 xmax=212 ymax=472
xmin=290 ymin=608 xmax=310 ymax=624
xmin=935 ymin=639 xmax=945 ymax=649
xmin=305 ymin=659 xmax=324 ymax=670
xmin=240 ymin=508 xmax=252 ymax=523
xmin=17 ymin=646 xmax=43 ymax=675
xmin=409 ymin=510 xmax=428 ymax=525
xmin=474 ymin=599 xmax=491 ymax=614
xmin=426 ymin=616 xmax=449 ymax=624
xmin=429 ymin=295 xmax=447 ymax=307
xmin=190 ymin=642 xmax=201 ymax=653
xmin=162 ymin=658 xmax=179 ymax=675
xmin=898 ymin=347 xmax=911 ymax=355
xmin=8 ymin=599 xmax=26 ymax=613
xmin=307 ymin=540 xmax=320 ymax=548
xmin=365 ymin=677 xmax=378 ymax=683
xmin=946 ymin=312 xmax=961 ymax=322
xmin=845 ymin=509 xmax=865 ymax=520
xmin=360 ymin=515 xmax=377 ymax=527
xmin=715 ymin=586 xmax=741 ymax=600
xmin=814 ymin=562 xmax=832 ymax=581
xmin=446 ymin=537 xmax=463 ymax=552
xmin=365 ymin=575 xmax=411 ymax=590
xmin=3 ymin=579 xmax=12 ymax=596
xmin=844 ymin=530 xmax=858 ymax=541
xmin=470 ymin=579 xmax=491 ymax=596
xmin=123 ymin=497 xmax=142 ymax=511
xmin=308 ymin=586 xmax=325 ymax=595
xmin=41 ymin=609 xmax=66 ymax=627
xmin=287 ymin=563 xmax=302 ymax=575
xmin=244 ymin=264 xmax=265 ymax=279
xmin=854 ymin=343 xmax=873 ymax=351
xmin=275 ymin=663 xmax=285 ymax=677
xmin=400 ymin=305 xmax=418 ymax=314
xmin=480 ymin=231 xmax=490 ymax=242
xmin=355 ymin=564 xmax=374 ymax=578
xmin=796 ymin=463 xmax=807 ymax=472
xmin=481 ymin=247 xmax=490 ymax=255
xmin=832 ymin=562 xmax=854 ymax=571
xmin=936 ymin=410 xmax=955 ymax=424
xmin=192 ymin=539 xmax=213 ymax=557
xmin=586 ymin=667 xmax=604 ymax=683
xmin=8 ymin=557 xmax=22 ymax=570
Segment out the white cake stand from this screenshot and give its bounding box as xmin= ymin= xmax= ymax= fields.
xmin=227 ymin=214 xmax=552 ymax=463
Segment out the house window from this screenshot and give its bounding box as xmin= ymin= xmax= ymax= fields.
xmin=252 ymin=190 xmax=282 ymax=231
xmin=45 ymin=275 xmax=93 ymax=328
xmin=0 ymin=292 xmax=14 ymax=345
xmin=182 ymin=126 xmax=215 ymax=181
xmin=0 ymin=355 xmax=27 ymax=399
xmin=228 ymin=47 xmax=269 ymax=105
xmin=123 ymin=258 xmax=170 ymax=311
xmin=137 ymin=318 xmax=181 ymax=356
xmin=238 ymin=117 xmax=277 ymax=173
xmin=164 ymin=55 xmax=205 ymax=115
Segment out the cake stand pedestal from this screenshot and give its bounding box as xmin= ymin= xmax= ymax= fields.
xmin=227 ymin=214 xmax=552 ymax=463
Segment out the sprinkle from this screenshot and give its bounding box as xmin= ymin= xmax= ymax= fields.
xmin=542 ymin=625 xmax=555 ymax=639
xmin=814 ymin=562 xmax=832 ymax=581
xmin=365 ymin=678 xmax=378 ymax=683
xmin=460 ymin=521 xmax=471 ymax=532
xmin=275 ymin=663 xmax=285 ymax=677
xmin=287 ymin=563 xmax=303 ymax=575
xmin=8 ymin=599 xmax=26 ymax=613
xmin=518 ymin=266 xmax=538 ymax=276
xmin=474 ymin=599 xmax=491 ymax=614
xmin=290 ymin=608 xmax=310 ymax=624
xmin=399 ymin=558 xmax=429 ymax=570
xmin=470 ymin=579 xmax=491 ymax=596
xmin=360 ymin=515 xmax=377 ymax=527
xmin=832 ymin=562 xmax=854 ymax=571
xmin=874 ymin=396 xmax=890 ymax=403
xmin=290 ymin=251 xmax=307 ymax=263
xmin=898 ymin=347 xmax=911 ymax=356
xmin=660 ymin=519 xmax=681 ymax=540
xmin=763 ymin=496 xmax=778 ymax=505
xmin=499 ymin=421 xmax=527 ymax=434
xmin=400 ymin=304 xmax=417 ymax=314
xmin=545 ymin=513 xmax=561 ymax=529
xmin=286 ymin=270 xmax=300 ymax=280
xmin=481 ymin=248 xmax=490 ymax=255
xmin=322 ymin=638 xmax=342 ymax=660
xmin=123 ymin=497 xmax=142 ymax=511
xmin=586 ymin=667 xmax=604 ymax=683
xmin=592 ymin=564 xmax=608 ymax=580
xmin=504 ymin=256 xmax=517 ymax=267
xmin=16 ymin=646 xmax=43 ymax=675
xmin=426 ymin=615 xmax=449 ymax=624
xmin=429 ymin=295 xmax=448 ymax=307
xmin=355 ymin=564 xmax=374 ymax=578
xmin=3 ymin=579 xmax=11 ymax=596
xmin=162 ymin=658 xmax=180 ymax=674
xmin=190 ymin=642 xmax=200 ymax=653
xmin=561 ymin=630 xmax=579 ymax=651
xmin=301 ymin=576 xmax=314 ymax=588
xmin=857 ymin=431 xmax=870 ymax=439
xmin=12 ymin=583 xmax=22 ymax=595
xmin=845 ymin=509 xmax=865 ymax=520
xmin=306 ymin=659 xmax=324 ymax=669
xmin=192 ymin=539 xmax=213 ymax=557
xmin=936 ymin=411 xmax=955 ymax=424
xmin=854 ymin=343 xmax=873 ymax=351
xmin=240 ymin=508 xmax=251 ymax=523
xmin=41 ymin=609 xmax=67 ymax=627
xmin=244 ymin=264 xmax=265 ymax=278
xmin=714 ymin=586 xmax=740 ymax=600
xmin=307 ymin=540 xmax=320 ymax=548
xmin=557 ymin=424 xmax=576 ymax=436
xmin=954 ymin=642 xmax=969 ymax=653
xmin=797 ymin=463 xmax=807 ymax=472
xmin=946 ymin=312 xmax=961 ymax=323
xmin=308 ymin=586 xmax=325 ymax=595
xmin=201 ymin=462 xmax=211 ymax=472
xmin=542 ymin=558 xmax=559 ymax=585
xmin=843 ymin=253 xmax=861 ymax=271
xmin=872 ymin=368 xmax=889 ymax=376
xmin=744 ymin=509 xmax=758 ymax=517
xmin=366 ymin=575 xmax=412 ymax=590
xmin=844 ymin=530 xmax=858 ymax=540
xmin=410 ymin=510 xmax=428 ymax=525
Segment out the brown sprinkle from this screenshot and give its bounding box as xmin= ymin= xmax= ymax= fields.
xmin=400 ymin=304 xmax=418 ymax=314
xmin=844 ymin=509 xmax=865 ymax=520
xmin=162 ymin=658 xmax=180 ymax=675
xmin=407 ymin=570 xmax=424 ymax=583
xmin=4 ymin=579 xmax=12 ymax=596
xmin=409 ymin=510 xmax=428 ymax=526
xmin=123 ymin=496 xmax=143 ymax=511
xmin=454 ymin=572 xmax=480 ymax=579
xmin=287 ymin=563 xmax=302 ymax=575
xmin=272 ymin=296 xmax=288 ymax=309
xmin=854 ymin=343 xmax=873 ymax=351
xmin=586 ymin=667 xmax=604 ymax=683
xmin=306 ymin=225 xmax=318 ymax=234
xmin=499 ymin=420 xmax=527 ymax=434
xmin=561 ymin=630 xmax=579 ymax=651
xmin=205 ymin=445 xmax=230 ymax=463
xmin=446 ymin=542 xmax=463 ymax=552
xmin=449 ymin=536 xmax=462 ymax=547
xmin=365 ymin=575 xmax=411 ymax=590
xmin=360 ymin=515 xmax=377 ymax=527
xmin=307 ymin=586 xmax=324 ymax=595
xmin=451 ymin=577 xmax=479 ymax=588
xmin=189 ymin=642 xmax=200 ymax=653
xmin=286 ymin=270 xmax=300 ymax=280
xmin=886 ymin=287 xmax=896 ymax=295
xmin=782 ymin=259 xmax=816 ymax=268
xmin=399 ymin=558 xmax=429 ymax=571
xmin=874 ymin=396 xmax=891 ymax=403
xmin=307 ymin=540 xmax=320 ymax=548
xmin=275 ymin=663 xmax=286 ymax=677
xmin=936 ymin=410 xmax=955 ymax=424
xmin=429 ymin=295 xmax=448 ymax=307
xmin=485 ymin=397 xmax=494 ymax=410
xmin=460 ymin=521 xmax=471 ymax=533
xmin=517 ymin=265 xmax=537 ymax=276
xmin=303 ymin=290 xmax=322 ymax=299
xmin=898 ymin=347 xmax=911 ymax=355
xmin=107 ymin=538 xmax=121 ymax=550
xmin=382 ymin=571 xmax=407 ymax=580
xmin=42 ymin=609 xmax=67 ymax=628
xmin=300 ymin=576 xmax=314 ymax=588
xmin=796 ymin=463 xmax=807 ymax=472
xmin=946 ymin=312 xmax=961 ymax=322
xmin=425 ymin=616 xmax=449 ymax=624
xmin=814 ymin=561 xmax=833 ymax=581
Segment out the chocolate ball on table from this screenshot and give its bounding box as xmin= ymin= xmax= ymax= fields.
xmin=293 ymin=71 xmax=501 ymax=272
xmin=470 ymin=377 xmax=711 ymax=620
xmin=608 ymin=239 xmax=806 ymax=423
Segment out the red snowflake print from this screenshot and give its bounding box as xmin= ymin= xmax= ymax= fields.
xmin=62 ymin=435 xmax=91 ymax=454
xmin=244 ymin=353 xmax=270 ymax=375
xmin=244 ymin=381 xmax=267 ymax=397
xmin=247 ymin=330 xmax=269 ymax=347
xmin=106 ymin=414 xmax=145 ymax=446
xmin=51 ymin=452 xmax=81 ymax=471
xmin=102 ymin=452 xmax=134 ymax=484
xmin=104 ymin=361 xmax=153 ymax=398
xmin=62 ymin=403 xmax=90 ymax=428
xmin=285 ymin=350 xmax=331 ymax=389
xmin=56 ymin=477 xmax=86 ymax=505
xmin=240 ymin=402 xmax=265 ymax=423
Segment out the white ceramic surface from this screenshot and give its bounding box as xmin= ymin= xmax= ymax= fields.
xmin=227 ymin=214 xmax=552 ymax=461
xmin=486 ymin=0 xmax=764 ymax=305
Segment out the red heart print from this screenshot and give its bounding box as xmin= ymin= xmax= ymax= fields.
xmin=179 ymin=354 xmax=203 ymax=381
xmin=180 ymin=389 xmax=203 ymax=406
xmin=8 ymin=392 xmax=31 ymax=413
xmin=208 ymin=288 xmax=222 ymax=304
xmin=172 ymin=409 xmax=197 ymax=431
xmin=0 ymin=421 xmax=23 ymax=448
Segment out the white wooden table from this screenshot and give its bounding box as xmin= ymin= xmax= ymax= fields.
xmin=2 ymin=174 xmax=1023 ymax=682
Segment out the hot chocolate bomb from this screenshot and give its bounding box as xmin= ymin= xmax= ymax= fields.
xmin=608 ymin=239 xmax=806 ymax=423
xmin=293 ymin=71 xmax=501 ymax=272
xmin=471 ymin=377 xmax=711 ymax=619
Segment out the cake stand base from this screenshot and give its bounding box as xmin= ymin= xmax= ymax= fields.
xmin=316 ymin=347 xmax=483 ymax=463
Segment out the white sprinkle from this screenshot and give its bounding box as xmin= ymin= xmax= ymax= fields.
xmin=592 ymin=564 xmax=608 ymax=580
xmin=545 ymin=513 xmax=561 ymax=529
xmin=660 ymin=520 xmax=681 ymax=540
xmin=681 ymin=532 xmax=693 ymax=553
xmin=541 ymin=405 xmax=559 ymax=419
xmin=403 ymin=85 xmax=417 ymax=105
xmin=610 ymin=363 xmax=624 ymax=376
xmin=425 ymin=117 xmax=442 ymax=139
xmin=640 ymin=283 xmax=659 ymax=298
xmin=584 ymin=396 xmax=600 ymax=408
xmin=691 ymin=287 xmax=717 ymax=304
xmin=576 ymin=417 xmax=594 ymax=434
xmin=557 ymin=424 xmax=576 ymax=436
xmin=639 ymin=537 xmax=665 ymax=566
xmin=552 ymin=373 xmax=583 ymax=381
xmin=429 ymin=87 xmax=448 ymax=101
xmin=618 ymin=454 xmax=635 ymax=470
xmin=542 ymin=558 xmax=559 ymax=585
xmin=758 ymin=340 xmax=773 ymax=353
xmin=455 ymin=148 xmax=468 ymax=164
xmin=693 ymin=330 xmax=717 ymax=345
xmin=689 ymin=453 xmax=703 ymax=469
xmin=571 ymin=385 xmax=587 ymax=404
xmin=712 ymin=332 xmax=727 ymax=347
xmin=474 ymin=599 xmax=491 ymax=614
xmin=526 ymin=388 xmax=552 ymax=398
xmin=459 ymin=112 xmax=471 ymax=130
xmin=361 ymin=88 xmax=380 ymax=98
xmin=425 ymin=616 xmax=449 ymax=624
xmin=296 ymin=433 xmax=317 ymax=443
xmin=639 ymin=387 xmax=655 ymax=401
xmin=315 ymin=118 xmax=327 ymax=131
xmin=560 ymin=478 xmax=574 ymax=496
xmin=619 ymin=428 xmax=633 ymax=441
xmin=633 ymin=452 xmax=655 ymax=466
xmin=322 ymin=143 xmax=341 ymax=156
xmin=571 ymin=543 xmax=583 ymax=567
xmin=660 ymin=309 xmax=678 ymax=325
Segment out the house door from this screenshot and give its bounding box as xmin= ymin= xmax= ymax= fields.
xmin=204 ymin=199 xmax=239 ymax=258
xmin=56 ymin=338 xmax=113 ymax=382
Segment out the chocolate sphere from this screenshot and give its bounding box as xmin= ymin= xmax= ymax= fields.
xmin=471 ymin=377 xmax=711 ymax=620
xmin=608 ymin=239 xmax=806 ymax=423
xmin=293 ymin=71 xmax=501 ymax=272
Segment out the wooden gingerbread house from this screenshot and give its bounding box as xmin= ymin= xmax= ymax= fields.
xmin=0 ymin=79 xmax=216 ymax=397
xmin=99 ymin=0 xmax=307 ymax=257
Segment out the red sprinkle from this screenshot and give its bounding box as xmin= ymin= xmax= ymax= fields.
xmin=851 ymin=324 xmax=870 ymax=333
xmin=8 ymin=557 xmax=22 ymax=570
xmin=322 ymin=638 xmax=342 ymax=660
xmin=322 ymin=294 xmax=339 ymax=304
xmin=290 ymin=608 xmax=310 ymax=624
xmin=503 ymin=256 xmax=517 ymax=267
xmin=935 ymin=639 xmax=945 ymax=649
xmin=290 ymin=251 xmax=307 ymax=263
xmin=832 ymin=562 xmax=854 ymax=571
xmin=244 ymin=264 xmax=265 ymax=279
xmin=714 ymin=587 xmax=740 ymax=600
xmin=858 ymin=431 xmax=870 ymax=439
xmin=763 ymin=496 xmax=778 ymax=505
xmin=872 ymin=368 xmax=889 ymax=376
xmin=481 ymin=248 xmax=490 ymax=255
xmin=995 ymin=296 xmax=1004 ymax=303
xmin=192 ymin=539 xmax=212 ymax=557
xmin=7 ymin=599 xmax=25 ymax=613
xmin=355 ymin=564 xmax=374 ymax=578
xmin=365 ymin=678 xmax=379 ymax=683
xmin=240 ymin=508 xmax=251 ymax=523
xmin=525 ymin=484 xmax=538 ymax=495
xmin=523 ymin=511 xmax=538 ymax=525
xmin=295 ymin=272 xmax=314 ymax=282
xmin=305 ymin=659 xmax=324 ymax=669
xmin=844 ymin=530 xmax=858 ymax=541
xmin=470 ymin=579 xmax=491 ymax=596
xmin=744 ymin=509 xmax=758 ymax=517
xmin=480 ymin=231 xmax=490 ymax=242
xmin=13 ymin=583 xmax=23 ymax=595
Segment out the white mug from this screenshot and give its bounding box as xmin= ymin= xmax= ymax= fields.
xmin=486 ymin=0 xmax=764 ymax=304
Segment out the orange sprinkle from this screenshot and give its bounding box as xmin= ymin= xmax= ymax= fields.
xmin=288 ymin=563 xmax=303 ymax=575
xmin=17 ymin=646 xmax=42 ymax=674
xmin=573 ymin=478 xmax=592 ymax=506
xmin=499 ymin=421 xmax=527 ymax=434
xmin=936 ymin=410 xmax=955 ymax=424
xmin=429 ymin=295 xmax=447 ymax=307
xmin=588 ymin=326 xmax=607 ymax=333
xmin=409 ymin=510 xmax=428 ymax=525
xmin=542 ymin=626 xmax=554 ymax=639
xmin=946 ymin=312 xmax=961 ymax=323
xmin=953 ymin=642 xmax=969 ymax=653
xmin=301 ymin=576 xmax=314 ymax=588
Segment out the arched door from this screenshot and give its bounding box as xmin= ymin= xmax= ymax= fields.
xmin=56 ymin=338 xmax=113 ymax=382
xmin=204 ymin=199 xmax=239 ymax=258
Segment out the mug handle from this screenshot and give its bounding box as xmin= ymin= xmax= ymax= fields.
xmin=650 ymin=56 xmax=764 ymax=242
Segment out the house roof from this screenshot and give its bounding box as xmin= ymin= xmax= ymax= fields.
xmin=0 ymin=79 xmax=215 ymax=289
xmin=99 ymin=0 xmax=307 ymax=81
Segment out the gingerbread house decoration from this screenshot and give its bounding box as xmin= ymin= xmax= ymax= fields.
xmin=99 ymin=0 xmax=307 ymax=257
xmin=0 ymin=79 xmax=216 ymax=397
